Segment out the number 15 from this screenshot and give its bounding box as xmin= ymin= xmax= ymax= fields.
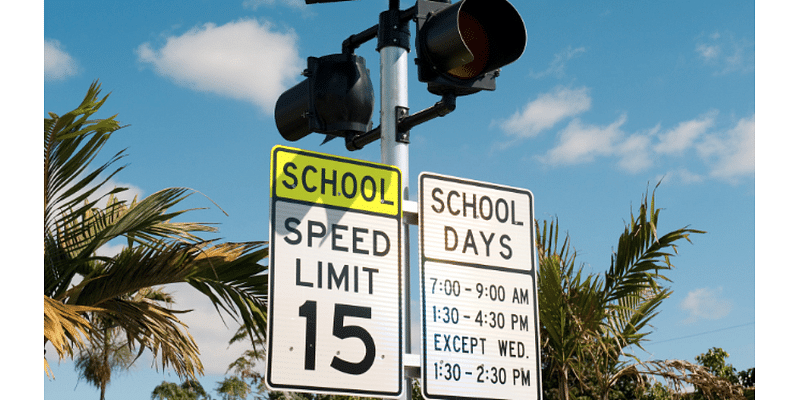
xmin=298 ymin=301 xmax=376 ymax=375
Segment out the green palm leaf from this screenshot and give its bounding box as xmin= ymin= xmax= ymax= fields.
xmin=603 ymin=184 xmax=704 ymax=305
xmin=535 ymin=185 xmax=704 ymax=400
xmin=44 ymin=82 xmax=270 ymax=381
xmin=44 ymin=80 xmax=125 ymax=232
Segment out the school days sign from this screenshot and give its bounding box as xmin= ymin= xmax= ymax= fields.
xmin=266 ymin=145 xmax=403 ymax=398
xmin=418 ymin=172 xmax=543 ymax=400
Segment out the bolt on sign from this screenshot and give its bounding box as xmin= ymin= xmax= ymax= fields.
xmin=418 ymin=172 xmax=543 ymax=400
xmin=266 ymin=145 xmax=403 ymax=398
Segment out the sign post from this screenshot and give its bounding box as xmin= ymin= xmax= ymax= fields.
xmin=377 ymin=3 xmax=414 ymax=400
xmin=266 ymin=145 xmax=404 ymax=397
xmin=418 ymin=172 xmax=543 ymax=400
xmin=268 ymin=2 xmax=532 ymax=399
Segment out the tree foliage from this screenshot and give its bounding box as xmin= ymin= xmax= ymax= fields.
xmin=639 ymin=359 xmax=748 ymax=400
xmin=188 ymin=325 xmax=422 ymax=400
xmin=535 ymin=186 xmax=755 ymax=400
xmin=216 ymin=376 xmax=252 ymax=400
xmin=695 ymin=347 xmax=739 ymax=385
xmin=679 ymin=347 xmax=753 ymax=399
xmin=151 ymin=380 xmax=211 ymax=400
xmin=44 ymin=81 xmax=270 ymax=383
xmin=73 ymin=311 xmax=135 ymax=400
xmin=536 ymin=185 xmax=707 ymax=400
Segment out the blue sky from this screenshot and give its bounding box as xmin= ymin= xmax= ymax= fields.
xmin=36 ymin=0 xmax=767 ymax=398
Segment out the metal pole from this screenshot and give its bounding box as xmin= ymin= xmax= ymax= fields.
xmin=379 ymin=2 xmax=411 ymax=398
xmin=380 ymin=54 xmax=409 ymax=175
xmin=381 ymin=41 xmax=412 ymax=400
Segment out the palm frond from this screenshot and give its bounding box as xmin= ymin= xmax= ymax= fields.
xmin=186 ymin=242 xmax=270 ymax=342
xmin=98 ymin=297 xmax=204 ymax=379
xmin=64 ymin=241 xmax=197 ymax=306
xmin=44 ymin=81 xmax=270 ymax=381
xmin=603 ymin=184 xmax=704 ymax=304
xmin=45 ymin=81 xmax=127 ymax=300
xmin=639 ymin=359 xmax=748 ymax=400
xmin=103 ymin=188 xmax=216 ymax=248
xmin=46 ymin=189 xmax=218 ymax=299
xmin=43 ymin=295 xmax=98 ymax=375
xmin=536 ymin=217 xmax=577 ymax=269
xmin=538 ymin=255 xmax=602 ymax=383
xmin=44 ymin=80 xmax=125 ymax=232
xmin=535 ymin=188 xmax=705 ymax=400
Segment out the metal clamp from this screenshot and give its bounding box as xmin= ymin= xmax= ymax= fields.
xmin=396 ymin=106 xmax=410 ymax=143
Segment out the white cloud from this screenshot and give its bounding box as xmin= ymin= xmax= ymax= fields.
xmin=680 ymin=287 xmax=734 ymax=324
xmin=654 ymin=111 xmax=717 ymax=155
xmin=695 ymin=43 xmax=720 ymax=62
xmin=537 ymin=114 xmax=627 ymax=166
xmin=527 ymin=104 xmax=754 ymax=183
xmin=532 ymin=46 xmax=586 ymax=79
xmin=695 ymin=31 xmax=754 ymax=75
xmin=243 ymin=0 xmax=305 ymax=10
xmin=44 ymin=39 xmax=79 ymax=81
xmin=662 ymin=168 xmax=705 ymax=185
xmin=495 ymin=82 xmax=753 ymax=184
xmin=498 ymin=86 xmax=591 ymax=138
xmin=617 ymin=133 xmax=654 ymax=172
xmin=698 ymin=114 xmax=755 ymax=182
xmin=137 ymin=19 xmax=304 ymax=115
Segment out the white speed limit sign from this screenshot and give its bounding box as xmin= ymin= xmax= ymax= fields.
xmin=266 ymin=146 xmax=403 ymax=398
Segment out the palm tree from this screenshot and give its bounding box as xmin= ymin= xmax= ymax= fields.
xmin=151 ymin=379 xmax=211 ymax=400
xmin=216 ymin=376 xmax=252 ymax=400
xmin=73 ymin=311 xmax=133 ymax=400
xmin=217 ymin=325 xmax=390 ymax=400
xmin=44 ymin=81 xmax=270 ymax=385
xmin=536 ymin=219 xmax=595 ymax=399
xmin=536 ymin=186 xmax=705 ymax=400
xmin=74 ymin=287 xmax=172 ymax=399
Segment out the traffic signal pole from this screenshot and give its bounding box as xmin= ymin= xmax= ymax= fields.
xmin=274 ymin=1 xmax=527 ymax=398
xmin=378 ymin=3 xmax=414 ymax=399
xmin=378 ymin=6 xmax=409 ymax=188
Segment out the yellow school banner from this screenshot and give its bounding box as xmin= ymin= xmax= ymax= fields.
xmin=271 ymin=145 xmax=401 ymax=217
